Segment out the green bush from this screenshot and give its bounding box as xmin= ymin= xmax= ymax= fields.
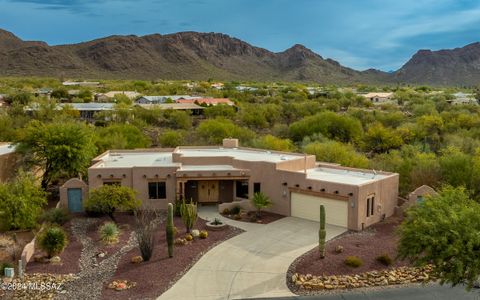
xmin=38 ymin=226 xmax=68 ymax=258
xmin=344 ymin=256 xmax=363 ymax=268
xmin=40 ymin=208 xmax=70 ymax=225
xmin=1 ymin=262 xmax=13 ymax=274
xmin=376 ymin=254 xmax=393 ymax=266
xmin=230 ymin=206 xmax=241 ymax=215
xmin=99 ymin=222 xmax=120 ymax=244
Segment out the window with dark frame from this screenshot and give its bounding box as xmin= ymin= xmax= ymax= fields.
xmin=103 ymin=181 xmax=121 ymax=186
xmin=236 ymin=180 xmax=249 ymax=199
xmin=371 ymin=196 xmax=375 ymax=216
xmin=368 ymin=198 xmax=370 ymax=217
xmin=148 ymin=182 xmax=166 ymax=199
xmin=253 ymin=182 xmax=261 ymax=194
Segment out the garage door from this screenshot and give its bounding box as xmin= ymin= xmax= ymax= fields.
xmin=291 ymin=192 xmax=348 ymax=227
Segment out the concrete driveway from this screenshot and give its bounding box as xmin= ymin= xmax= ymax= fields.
xmin=158 ymin=207 xmax=346 ymax=300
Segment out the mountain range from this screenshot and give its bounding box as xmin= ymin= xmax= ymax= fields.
xmin=1 ymin=29 xmax=479 ymax=86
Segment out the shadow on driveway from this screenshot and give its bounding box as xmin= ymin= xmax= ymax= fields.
xmin=247 ymin=284 xmax=480 ymax=300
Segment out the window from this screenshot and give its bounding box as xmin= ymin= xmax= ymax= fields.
xmin=103 ymin=181 xmax=121 ymax=186
xmin=253 ymin=182 xmax=261 ymax=194
xmin=366 ymin=198 xmax=370 ymax=217
xmin=236 ymin=180 xmax=249 ymax=199
xmin=148 ymin=182 xmax=166 ymax=199
xmin=371 ymin=196 xmax=375 ymax=216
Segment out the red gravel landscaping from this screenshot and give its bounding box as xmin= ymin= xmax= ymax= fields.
xmin=27 ymin=220 xmax=82 ymax=275
xmin=102 ymin=216 xmax=243 ymax=300
xmin=290 ymin=216 xmax=410 ymax=277
xmin=222 ymin=210 xmax=285 ymax=224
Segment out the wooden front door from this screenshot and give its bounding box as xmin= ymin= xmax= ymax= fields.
xmin=198 ymin=181 xmax=219 ymax=203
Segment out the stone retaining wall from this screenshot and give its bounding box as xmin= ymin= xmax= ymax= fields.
xmin=292 ymin=265 xmax=435 ymax=290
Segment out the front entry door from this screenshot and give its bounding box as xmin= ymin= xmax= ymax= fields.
xmin=198 ymin=181 xmax=219 ymax=203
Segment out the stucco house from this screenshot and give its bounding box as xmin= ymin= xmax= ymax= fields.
xmin=135 ymin=95 xmax=201 ymax=105
xmin=61 ymin=139 xmax=399 ymax=231
xmin=362 ymin=92 xmax=395 ymax=104
xmin=0 ymin=143 xmax=18 ymax=182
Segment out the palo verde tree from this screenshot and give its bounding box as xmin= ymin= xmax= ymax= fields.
xmin=15 ymin=120 xmax=97 ymax=190
xmin=85 ymin=185 xmax=140 ymax=222
xmin=397 ymin=186 xmax=480 ymax=289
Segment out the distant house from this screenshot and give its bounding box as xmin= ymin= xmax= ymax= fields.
xmin=448 ymin=92 xmax=478 ymax=105
xmin=25 ymin=102 xmax=116 ymax=121
xmin=34 ymin=88 xmax=53 ymax=99
xmin=63 ymin=81 xmax=100 ymax=87
xmin=0 ymin=143 xmax=18 ymax=182
xmin=210 ymin=82 xmax=224 ymax=90
xmin=104 ymin=91 xmax=141 ymax=99
xmin=135 ymin=95 xmax=200 ymax=105
xmin=362 ymin=92 xmax=395 ymax=104
xmin=236 ymin=85 xmax=258 ymax=92
xmin=136 ymin=103 xmax=204 ymax=115
xmin=176 ymin=98 xmax=235 ymax=106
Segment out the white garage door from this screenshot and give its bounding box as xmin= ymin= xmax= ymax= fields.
xmin=291 ymin=192 xmax=348 ymax=227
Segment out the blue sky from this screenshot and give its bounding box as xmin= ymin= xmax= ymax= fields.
xmin=1 ymin=0 xmax=480 ymax=71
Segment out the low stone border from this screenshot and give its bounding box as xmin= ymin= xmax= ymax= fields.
xmin=291 ymin=265 xmax=435 ymax=291
xmin=205 ymin=221 xmax=227 ymax=231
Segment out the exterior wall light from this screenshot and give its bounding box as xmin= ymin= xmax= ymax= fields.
xmin=351 ymin=201 xmax=355 ymax=208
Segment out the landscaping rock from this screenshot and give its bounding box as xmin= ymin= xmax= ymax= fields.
xmin=293 ymin=265 xmax=436 ymax=291
xmin=50 ymin=256 xmax=62 ymax=264
xmin=335 ymin=245 xmax=344 ymax=253
xmin=130 ymin=256 xmax=143 ymax=264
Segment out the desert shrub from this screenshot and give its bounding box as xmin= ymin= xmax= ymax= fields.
xmin=199 ymin=230 xmax=208 ymax=239
xmin=376 ymin=254 xmax=393 ymax=266
xmin=40 ymin=208 xmax=70 ymax=225
xmin=344 ymin=256 xmax=363 ymax=268
xmin=1 ymin=262 xmax=13 ymax=274
xmin=134 ymin=209 xmax=158 ymax=261
xmin=222 ymin=208 xmax=230 ymax=215
xmin=38 ymin=226 xmax=68 ymax=258
xmin=230 ymin=206 xmax=241 ymax=215
xmin=99 ymin=222 xmax=120 ymax=244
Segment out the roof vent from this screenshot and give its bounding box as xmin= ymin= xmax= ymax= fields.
xmin=280 ymin=156 xmax=287 ymax=160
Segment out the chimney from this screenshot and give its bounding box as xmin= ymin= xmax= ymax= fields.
xmin=223 ymin=138 xmax=239 ymax=148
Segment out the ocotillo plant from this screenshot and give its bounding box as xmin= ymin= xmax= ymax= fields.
xmin=180 ymin=198 xmax=197 ymax=233
xmin=166 ymin=203 xmax=174 ymax=258
xmin=319 ymin=205 xmax=326 ymax=259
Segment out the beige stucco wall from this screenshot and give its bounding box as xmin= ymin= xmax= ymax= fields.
xmin=407 ymin=185 xmax=437 ymax=206
xmin=0 ymin=152 xmax=19 ymax=182
xmin=59 ymin=178 xmax=89 ymax=211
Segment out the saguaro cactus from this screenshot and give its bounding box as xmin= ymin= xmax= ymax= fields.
xmin=166 ymin=203 xmax=174 ymax=258
xmin=319 ymin=205 xmax=326 ymax=259
xmin=180 ymin=198 xmax=197 ymax=233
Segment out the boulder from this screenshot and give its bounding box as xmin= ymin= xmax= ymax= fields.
xmin=131 ymin=256 xmax=143 ymax=264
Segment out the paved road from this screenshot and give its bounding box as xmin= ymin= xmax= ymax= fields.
xmin=158 ymin=206 xmax=346 ymax=300
xmin=252 ymin=284 xmax=480 ymax=300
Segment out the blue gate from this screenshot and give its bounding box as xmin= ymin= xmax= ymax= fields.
xmin=67 ymin=188 xmax=83 ymax=212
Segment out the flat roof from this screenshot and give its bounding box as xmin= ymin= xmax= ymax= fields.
xmin=303 ymin=167 xmax=387 ymax=185
xmin=0 ymin=143 xmax=15 ymax=156
xmin=136 ymin=103 xmax=204 ymax=110
xmin=176 ymin=147 xmax=303 ymax=162
xmin=178 ymin=165 xmax=240 ymax=171
xmin=93 ymin=152 xmax=178 ymax=168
